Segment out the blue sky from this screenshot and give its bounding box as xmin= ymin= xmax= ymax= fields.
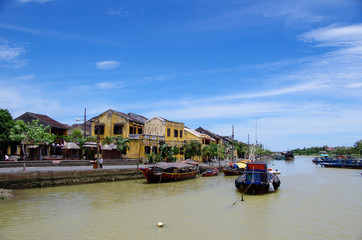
xmin=1 ymin=0 xmax=362 ymax=151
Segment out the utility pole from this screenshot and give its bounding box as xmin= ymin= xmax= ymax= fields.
xmin=231 ymin=125 xmax=234 ymax=162
xmin=84 ymin=108 xmax=87 ymax=138
xmin=96 ymin=119 xmax=100 ymax=169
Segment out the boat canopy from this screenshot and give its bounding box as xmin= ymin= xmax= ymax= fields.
xmin=246 ymin=162 xmax=267 ymax=171
xmin=153 ymin=162 xmax=194 ymax=170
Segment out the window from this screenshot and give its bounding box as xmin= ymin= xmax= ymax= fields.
xmin=129 ymin=126 xmax=134 ymax=134
xmin=145 ymin=146 xmax=151 ymax=154
xmin=114 ymin=124 xmax=123 ymax=135
xmin=95 ymin=125 xmax=104 ymax=135
xmin=174 ymin=129 xmax=178 ymax=137
xmin=180 ymin=130 xmax=183 ymax=138
xmin=138 ymin=127 xmax=142 ymax=134
xmin=167 ymin=128 xmax=171 ymax=137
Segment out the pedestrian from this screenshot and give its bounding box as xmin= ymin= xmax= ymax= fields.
xmin=99 ymin=158 xmax=103 ymax=169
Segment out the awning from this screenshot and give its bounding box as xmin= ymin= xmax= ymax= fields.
xmin=62 ymin=142 xmax=80 ymax=150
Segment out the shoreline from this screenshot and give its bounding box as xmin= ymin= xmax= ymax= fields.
xmin=0 ymin=163 xmax=221 ymax=190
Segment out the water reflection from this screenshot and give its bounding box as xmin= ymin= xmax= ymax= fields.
xmin=0 ymin=156 xmax=361 ymax=240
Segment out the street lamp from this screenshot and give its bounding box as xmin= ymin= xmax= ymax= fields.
xmin=75 ymin=108 xmax=87 ymax=138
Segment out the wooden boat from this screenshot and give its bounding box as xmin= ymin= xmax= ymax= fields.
xmin=282 ymin=151 xmax=294 ymax=160
xmin=235 ymin=162 xmax=281 ymax=194
xmin=140 ymin=162 xmax=198 ymax=183
xmin=223 ymin=160 xmax=250 ymax=176
xmin=223 ymin=167 xmax=244 ymax=176
xmin=202 ymin=168 xmax=219 ymax=177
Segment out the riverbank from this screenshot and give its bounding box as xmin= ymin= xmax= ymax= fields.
xmin=0 ymin=163 xmax=222 ymax=189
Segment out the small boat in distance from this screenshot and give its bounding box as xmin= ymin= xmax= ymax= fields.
xmin=223 ymin=159 xmax=251 ymax=176
xmin=140 ymin=162 xmax=198 ymax=183
xmin=202 ymin=168 xmax=219 ymax=177
xmin=235 ymin=162 xmax=281 ymax=194
xmin=268 ymin=168 xmax=281 ymax=175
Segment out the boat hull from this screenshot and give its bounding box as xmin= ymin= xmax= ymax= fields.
xmin=222 ymin=168 xmax=244 ymax=176
xmin=202 ymin=169 xmax=219 ymax=177
xmin=140 ymin=168 xmax=198 ymax=183
xmin=235 ymin=182 xmax=271 ymax=194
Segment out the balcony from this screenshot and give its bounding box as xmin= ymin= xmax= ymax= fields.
xmin=129 ymin=134 xmax=141 ymax=140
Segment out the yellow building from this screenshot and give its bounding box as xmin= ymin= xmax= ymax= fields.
xmin=89 ymin=109 xmax=147 ymax=159
xmin=144 ymin=116 xmax=185 ymax=161
xmin=183 ymin=127 xmax=217 ymax=162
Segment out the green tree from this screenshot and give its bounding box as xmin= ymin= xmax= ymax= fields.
xmin=9 ymin=119 xmax=54 ymax=170
xmin=202 ymin=143 xmax=218 ymax=161
xmin=353 ymin=140 xmax=362 ymax=157
xmin=9 ymin=120 xmax=27 ymax=163
xmin=0 ymin=109 xmax=15 ymax=160
xmin=183 ymin=140 xmax=201 ymax=160
xmin=114 ymin=136 xmax=130 ymax=158
xmin=102 ymin=136 xmax=115 ymax=145
xmin=145 ymin=152 xmax=162 ymax=164
xmin=159 ymin=143 xmax=179 ymax=162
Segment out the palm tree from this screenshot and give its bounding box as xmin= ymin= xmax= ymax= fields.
xmin=114 ymin=136 xmax=130 ymax=159
xmin=103 ymin=136 xmax=114 ymax=145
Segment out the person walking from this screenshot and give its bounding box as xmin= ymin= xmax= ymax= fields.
xmin=99 ymin=158 xmax=103 ymax=169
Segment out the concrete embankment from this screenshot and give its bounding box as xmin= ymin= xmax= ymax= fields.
xmin=0 ymin=167 xmax=144 ymax=189
xmin=0 ymin=164 xmax=219 ymax=189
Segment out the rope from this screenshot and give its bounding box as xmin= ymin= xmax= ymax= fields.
xmin=231 ymin=181 xmax=253 ymax=206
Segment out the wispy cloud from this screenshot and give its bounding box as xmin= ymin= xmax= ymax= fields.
xmin=345 ymin=82 xmax=362 ymax=88
xmin=0 ymin=23 xmax=120 ymax=46
xmin=106 ymin=8 xmax=130 ymax=17
xmin=14 ymin=74 xmax=34 ymax=80
xmin=96 ymin=81 xmax=126 ymax=89
xmin=0 ymin=39 xmax=27 ymax=68
xmin=94 ymin=61 xmax=121 ymax=70
xmin=0 ymin=39 xmax=26 ymax=61
xmin=18 ymin=0 xmax=54 ymax=3
xmin=300 ymin=23 xmax=362 ymax=47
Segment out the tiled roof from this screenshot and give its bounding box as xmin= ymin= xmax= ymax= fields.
xmin=195 ymin=127 xmax=221 ymax=140
xmin=16 ymin=112 xmax=68 ymax=130
xmin=89 ymin=109 xmax=147 ymax=124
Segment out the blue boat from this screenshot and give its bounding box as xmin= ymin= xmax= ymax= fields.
xmin=235 ymin=162 xmax=281 ymax=194
xmin=313 ymin=155 xmax=362 ymax=169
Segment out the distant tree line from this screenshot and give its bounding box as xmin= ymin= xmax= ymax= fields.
xmin=292 ymin=140 xmax=362 ymax=156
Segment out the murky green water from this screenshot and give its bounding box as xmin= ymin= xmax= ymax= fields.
xmin=0 ymin=157 xmax=361 ymax=240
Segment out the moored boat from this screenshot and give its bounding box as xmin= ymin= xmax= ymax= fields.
xmin=282 ymin=151 xmax=294 ymax=160
xmin=235 ymin=162 xmax=281 ymax=194
xmin=268 ymin=168 xmax=281 ymax=175
xmin=140 ymin=162 xmax=198 ymax=183
xmin=201 ymin=168 xmax=219 ymax=177
xmin=223 ymin=159 xmax=251 ymax=176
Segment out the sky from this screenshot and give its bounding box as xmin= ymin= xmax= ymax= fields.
xmin=0 ymin=0 xmax=362 ymax=151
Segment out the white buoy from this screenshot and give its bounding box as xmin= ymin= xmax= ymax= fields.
xmin=157 ymin=222 xmax=164 ymax=227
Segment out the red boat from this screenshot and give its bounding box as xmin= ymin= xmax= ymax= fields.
xmin=201 ymin=168 xmax=219 ymax=177
xmin=140 ymin=162 xmax=198 ymax=183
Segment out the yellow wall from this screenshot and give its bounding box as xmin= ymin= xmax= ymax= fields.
xmin=91 ymin=110 xmax=143 ymax=159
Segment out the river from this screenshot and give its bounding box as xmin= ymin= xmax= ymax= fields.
xmin=0 ymin=156 xmax=361 ymax=240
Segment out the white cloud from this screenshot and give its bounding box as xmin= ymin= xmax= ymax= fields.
xmin=18 ymin=0 xmax=54 ymax=3
xmin=345 ymin=82 xmax=362 ymax=88
xmin=14 ymin=74 xmax=34 ymax=80
xmin=0 ymin=40 xmax=26 ymax=62
xmin=96 ymin=81 xmax=126 ymax=89
xmin=0 ymin=39 xmax=27 ymax=68
xmin=95 ymin=61 xmax=121 ymax=70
